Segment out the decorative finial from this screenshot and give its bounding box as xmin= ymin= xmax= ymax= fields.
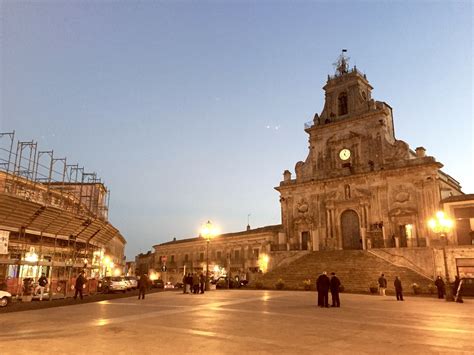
xmin=333 ymin=49 xmax=350 ymax=76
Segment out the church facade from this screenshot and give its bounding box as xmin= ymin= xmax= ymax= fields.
xmin=276 ymin=54 xmax=463 ymax=252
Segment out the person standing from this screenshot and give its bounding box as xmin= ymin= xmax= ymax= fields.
xmin=192 ymin=273 xmax=199 ymax=294
xmin=394 ymin=276 xmax=404 ymax=301
xmin=138 ymin=274 xmax=149 ymax=300
xmin=38 ymin=273 xmax=48 ymax=301
xmin=182 ymin=274 xmax=187 ymax=294
xmin=74 ymin=271 xmax=86 ymax=300
xmin=199 ymin=273 xmax=205 ymax=294
xmin=378 ymin=273 xmax=387 ymax=296
xmin=329 ymin=272 xmax=341 ymax=307
xmin=186 ymin=273 xmax=192 ymax=294
xmin=434 ymin=276 xmax=445 ymax=299
xmin=316 ymin=271 xmax=330 ymax=308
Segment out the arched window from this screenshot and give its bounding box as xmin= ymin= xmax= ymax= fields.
xmin=338 ymin=92 xmax=348 ymax=116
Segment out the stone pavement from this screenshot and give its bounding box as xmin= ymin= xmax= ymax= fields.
xmin=0 ymin=290 xmax=472 ymax=354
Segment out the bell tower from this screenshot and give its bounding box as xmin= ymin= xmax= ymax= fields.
xmin=318 ymin=50 xmax=374 ymax=124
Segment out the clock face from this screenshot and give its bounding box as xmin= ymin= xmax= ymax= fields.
xmin=339 ymin=148 xmax=351 ymax=161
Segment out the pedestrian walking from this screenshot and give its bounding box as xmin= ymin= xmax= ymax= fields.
xmin=330 ymin=272 xmax=341 ymax=307
xmin=73 ymin=271 xmax=86 ymax=300
xmin=138 ymin=273 xmax=149 ymax=300
xmin=200 ymin=273 xmax=205 ymax=294
xmin=394 ymin=276 xmax=404 ymax=301
xmin=316 ymin=271 xmax=330 ymax=308
xmin=434 ymin=276 xmax=445 ymax=299
xmin=378 ymin=273 xmax=387 ymax=296
xmin=37 ymin=273 xmax=48 ymax=301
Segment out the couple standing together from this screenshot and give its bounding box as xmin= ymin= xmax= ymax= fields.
xmin=316 ymin=271 xmax=341 ymax=308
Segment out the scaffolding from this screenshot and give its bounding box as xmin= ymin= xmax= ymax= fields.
xmin=0 ymin=132 xmax=125 ymax=298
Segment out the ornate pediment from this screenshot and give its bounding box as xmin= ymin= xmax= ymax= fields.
xmin=388 ymin=207 xmax=417 ymax=217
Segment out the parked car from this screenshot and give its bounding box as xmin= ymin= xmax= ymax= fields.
xmin=122 ymin=278 xmax=133 ymax=291
xmin=211 ymin=277 xmax=248 ymax=289
xmin=125 ymin=276 xmax=138 ymax=290
xmin=98 ymin=277 xmax=127 ymax=293
xmin=0 ymin=290 xmax=12 ymax=307
xmin=174 ymin=282 xmax=184 ymax=289
xmin=152 ymin=279 xmax=164 ymax=288
xmin=164 ymin=282 xmax=174 ymax=289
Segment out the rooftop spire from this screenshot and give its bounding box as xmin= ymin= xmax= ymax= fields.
xmin=333 ymin=49 xmax=350 ymax=76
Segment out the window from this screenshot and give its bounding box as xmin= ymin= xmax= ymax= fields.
xmin=184 ymin=254 xmax=189 ymax=262
xmin=200 ymin=253 xmax=204 ymax=261
xmin=171 ymin=255 xmax=175 ymax=262
xmin=216 ymin=251 xmax=222 ymax=260
xmin=338 ymin=92 xmax=348 ymax=116
xmin=234 ymin=250 xmax=240 ymax=260
xmin=253 ymin=249 xmax=259 ymax=258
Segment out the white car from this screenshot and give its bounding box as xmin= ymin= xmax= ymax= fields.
xmin=0 ymin=290 xmax=12 ymax=307
xmin=164 ymin=282 xmax=175 ymax=289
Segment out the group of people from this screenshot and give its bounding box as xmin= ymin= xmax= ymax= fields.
xmin=378 ymin=273 xmax=464 ymax=303
xmin=182 ymin=273 xmax=206 ymax=294
xmin=316 ymin=271 xmax=341 ymax=308
xmin=30 ymin=271 xmax=86 ymax=301
xmin=377 ymin=273 xmax=404 ymax=301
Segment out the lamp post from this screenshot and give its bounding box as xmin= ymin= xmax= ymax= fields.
xmin=428 ymin=211 xmax=454 ymax=301
xmin=201 ymin=220 xmax=216 ymax=291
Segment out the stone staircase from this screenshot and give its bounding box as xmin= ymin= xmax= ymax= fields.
xmin=253 ymin=250 xmax=434 ymax=294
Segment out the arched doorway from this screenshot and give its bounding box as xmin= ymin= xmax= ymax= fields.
xmin=341 ymin=210 xmax=361 ymax=250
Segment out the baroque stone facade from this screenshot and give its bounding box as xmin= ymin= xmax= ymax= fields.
xmin=276 ymin=57 xmax=463 ymax=252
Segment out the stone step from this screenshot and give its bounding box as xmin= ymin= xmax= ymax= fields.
xmin=253 ymin=250 xmax=433 ymax=294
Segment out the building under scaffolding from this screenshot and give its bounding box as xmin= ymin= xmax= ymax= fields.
xmin=0 ymin=131 xmax=126 ymax=298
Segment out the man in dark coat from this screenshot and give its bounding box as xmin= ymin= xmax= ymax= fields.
xmin=182 ymin=274 xmax=187 ymax=294
xmin=434 ymin=276 xmax=445 ymax=299
xmin=138 ymin=274 xmax=149 ymax=300
xmin=199 ymin=273 xmax=205 ymax=294
xmin=330 ymin=272 xmax=341 ymax=307
xmin=316 ymin=271 xmax=330 ymax=307
xmin=74 ymin=271 xmax=86 ymax=300
xmin=394 ymin=276 xmax=403 ymax=301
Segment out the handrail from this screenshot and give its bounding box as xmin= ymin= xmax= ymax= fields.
xmin=367 ymin=249 xmax=433 ymax=281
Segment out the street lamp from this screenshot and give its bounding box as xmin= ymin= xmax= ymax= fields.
xmin=428 ymin=210 xmax=454 ymax=301
xmin=201 ymin=220 xmax=217 ymax=291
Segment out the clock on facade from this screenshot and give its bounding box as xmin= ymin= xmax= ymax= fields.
xmin=339 ymin=148 xmax=351 ymax=160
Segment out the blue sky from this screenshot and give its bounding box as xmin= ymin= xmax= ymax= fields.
xmin=1 ymin=1 xmax=472 ymax=259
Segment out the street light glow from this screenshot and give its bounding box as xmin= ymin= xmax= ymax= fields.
xmin=428 ymin=210 xmax=454 ymax=234
xmin=201 ymin=220 xmax=218 ymax=240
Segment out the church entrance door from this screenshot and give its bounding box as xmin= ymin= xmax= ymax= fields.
xmin=301 ymin=231 xmax=309 ymax=250
xmin=341 ymin=210 xmax=361 ymax=250
xmin=398 ymin=225 xmax=408 ymax=247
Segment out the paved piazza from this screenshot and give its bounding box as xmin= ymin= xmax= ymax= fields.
xmin=1 ymin=290 xmax=473 ymax=354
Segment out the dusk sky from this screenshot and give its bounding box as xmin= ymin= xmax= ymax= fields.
xmin=1 ymin=1 xmax=472 ymax=260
